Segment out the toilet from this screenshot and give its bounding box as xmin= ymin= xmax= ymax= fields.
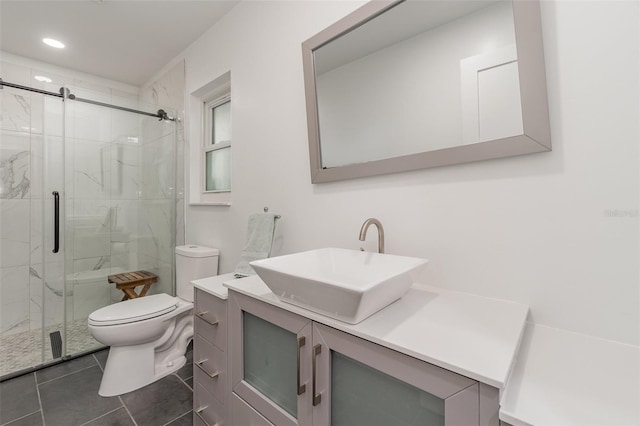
xmin=88 ymin=245 xmax=219 ymax=396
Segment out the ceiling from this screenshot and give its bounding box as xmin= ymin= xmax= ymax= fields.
xmin=0 ymin=1 xmax=239 ymax=86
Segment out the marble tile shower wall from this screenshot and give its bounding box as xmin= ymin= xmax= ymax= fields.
xmin=0 ymin=60 xmax=66 ymax=339
xmin=139 ymin=61 xmax=185 ymax=249
xmin=138 ymin=61 xmax=185 ymax=293
xmin=0 ymin=59 xmax=180 ymax=343
xmin=134 ymin=116 xmax=177 ymax=297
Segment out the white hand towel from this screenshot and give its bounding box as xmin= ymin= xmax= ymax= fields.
xmin=234 ymin=213 xmax=278 ymax=278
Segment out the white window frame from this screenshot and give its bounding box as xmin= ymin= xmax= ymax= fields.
xmin=188 ymin=72 xmax=231 ymax=206
xmin=203 ymin=94 xmax=231 ymax=193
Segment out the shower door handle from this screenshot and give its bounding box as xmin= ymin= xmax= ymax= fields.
xmin=52 ymin=191 xmax=59 ymax=253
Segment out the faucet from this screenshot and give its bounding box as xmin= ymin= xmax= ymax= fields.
xmin=359 ymin=218 xmax=385 ymax=253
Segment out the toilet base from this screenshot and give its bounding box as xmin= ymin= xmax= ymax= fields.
xmin=97 ymin=309 xmax=194 ymax=397
xmin=98 ymin=344 xmax=187 ymax=396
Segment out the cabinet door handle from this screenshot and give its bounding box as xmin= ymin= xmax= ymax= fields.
xmin=196 ymin=311 xmax=219 ymax=327
xmin=194 ymin=406 xmax=218 ymax=426
xmin=297 ymin=336 xmax=306 ymax=395
xmin=195 ymin=359 xmax=219 ymax=379
xmin=312 ymin=344 xmax=322 ymax=406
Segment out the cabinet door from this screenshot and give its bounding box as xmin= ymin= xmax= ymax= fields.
xmin=312 ymin=323 xmax=480 ymax=426
xmin=229 ymin=291 xmax=313 ymax=426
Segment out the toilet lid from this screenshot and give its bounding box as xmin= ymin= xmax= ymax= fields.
xmin=89 ymin=294 xmax=178 ymax=326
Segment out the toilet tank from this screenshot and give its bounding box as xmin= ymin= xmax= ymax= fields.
xmin=175 ymin=245 xmax=219 ymax=302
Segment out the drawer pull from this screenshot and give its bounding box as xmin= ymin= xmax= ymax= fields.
xmin=195 ymin=359 xmax=219 ymax=379
xmin=196 ymin=311 xmax=219 ymax=327
xmin=195 ymin=406 xmax=218 ymax=426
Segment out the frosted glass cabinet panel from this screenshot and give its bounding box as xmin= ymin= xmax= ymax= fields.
xmin=230 ymin=292 xmax=313 ymax=426
xmin=230 ymin=291 xmax=485 ymax=426
xmin=243 ymin=312 xmax=298 ymax=417
xmin=331 ymin=352 xmax=444 ymax=426
xmin=313 ymin=323 xmax=479 ymax=426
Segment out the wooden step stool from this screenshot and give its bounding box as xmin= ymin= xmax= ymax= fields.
xmin=108 ymin=270 xmax=158 ymax=301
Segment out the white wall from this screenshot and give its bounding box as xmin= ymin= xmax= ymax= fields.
xmin=181 ymin=1 xmax=639 ymax=346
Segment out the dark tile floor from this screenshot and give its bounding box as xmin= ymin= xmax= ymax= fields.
xmin=0 ymin=344 xmax=193 ymax=426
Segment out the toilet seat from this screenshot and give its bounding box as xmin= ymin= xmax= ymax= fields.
xmin=89 ymin=293 xmax=177 ymax=326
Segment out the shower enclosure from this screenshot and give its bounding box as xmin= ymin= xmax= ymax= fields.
xmin=0 ymin=65 xmax=177 ymax=378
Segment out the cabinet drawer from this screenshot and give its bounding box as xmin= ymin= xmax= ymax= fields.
xmin=194 ymin=335 xmax=226 ymax=404
xmin=194 ymin=380 xmax=226 ymax=426
xmin=195 ymin=289 xmax=227 ymax=349
xmin=195 ymin=316 xmax=227 ymax=350
xmin=195 ymin=288 xmax=228 ymax=320
xmin=231 ymin=393 xmax=274 ymax=426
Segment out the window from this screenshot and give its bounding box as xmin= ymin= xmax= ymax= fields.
xmin=204 ymin=95 xmax=231 ymax=192
xmin=189 ymin=71 xmax=231 ymax=205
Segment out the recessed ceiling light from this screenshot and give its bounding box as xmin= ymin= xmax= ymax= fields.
xmin=43 ymin=38 xmax=65 ymax=49
xmin=34 ymin=75 xmax=53 ymax=83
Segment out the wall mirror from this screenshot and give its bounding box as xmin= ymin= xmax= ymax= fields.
xmin=302 ymin=0 xmax=550 ymax=183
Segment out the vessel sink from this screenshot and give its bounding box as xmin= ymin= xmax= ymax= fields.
xmin=250 ymin=247 xmax=428 ymax=324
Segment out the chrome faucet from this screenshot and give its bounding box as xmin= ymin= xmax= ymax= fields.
xmin=359 ymin=218 xmax=385 ymax=253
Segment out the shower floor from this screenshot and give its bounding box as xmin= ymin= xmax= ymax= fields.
xmin=0 ymin=318 xmax=103 ymax=377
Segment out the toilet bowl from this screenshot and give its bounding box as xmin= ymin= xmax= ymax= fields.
xmin=88 ymin=245 xmax=219 ymax=396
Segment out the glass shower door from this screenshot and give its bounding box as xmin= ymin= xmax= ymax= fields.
xmin=61 ymin=83 xmax=114 ymax=356
xmin=62 ymin=84 xmax=177 ymax=356
xmin=0 ymin=66 xmax=67 ymax=376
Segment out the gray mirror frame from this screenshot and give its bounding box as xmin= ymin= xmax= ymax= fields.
xmin=302 ymin=0 xmax=551 ymax=184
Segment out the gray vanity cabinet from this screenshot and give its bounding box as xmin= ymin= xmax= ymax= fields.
xmin=193 ymin=288 xmax=228 ymax=426
xmin=229 ymin=290 xmax=482 ymax=426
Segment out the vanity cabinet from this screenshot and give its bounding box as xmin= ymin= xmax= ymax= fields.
xmin=193 ymin=287 xmax=228 ymax=426
xmin=229 ymin=290 xmax=482 ymax=426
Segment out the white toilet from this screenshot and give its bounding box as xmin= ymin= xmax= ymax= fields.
xmin=88 ymin=245 xmax=219 ymax=396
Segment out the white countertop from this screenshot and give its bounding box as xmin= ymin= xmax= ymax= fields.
xmin=500 ymin=323 xmax=640 ymax=426
xmin=220 ymin=274 xmax=529 ymax=389
xmin=192 ymin=273 xmax=237 ymax=300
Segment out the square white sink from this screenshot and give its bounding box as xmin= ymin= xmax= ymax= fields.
xmin=250 ymin=248 xmax=428 ymax=324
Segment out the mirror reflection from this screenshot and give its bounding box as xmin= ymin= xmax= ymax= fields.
xmin=313 ymin=0 xmax=522 ymax=169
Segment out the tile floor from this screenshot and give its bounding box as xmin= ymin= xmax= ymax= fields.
xmin=0 ymin=345 xmax=194 ymax=426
